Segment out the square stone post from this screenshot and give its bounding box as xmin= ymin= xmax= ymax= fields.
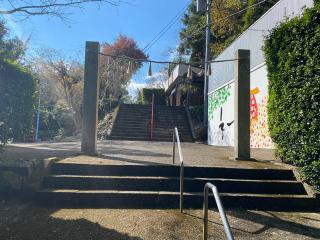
xmin=234 ymin=49 xmax=250 ymax=160
xmin=81 ymin=41 xmax=100 ymax=155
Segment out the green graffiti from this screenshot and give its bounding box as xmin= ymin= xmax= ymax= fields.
xmin=208 ymin=85 xmax=231 ymax=120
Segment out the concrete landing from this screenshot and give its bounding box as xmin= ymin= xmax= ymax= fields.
xmin=3 ymin=140 xmax=287 ymax=169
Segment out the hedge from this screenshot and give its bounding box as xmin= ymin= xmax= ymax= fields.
xmin=263 ymin=3 xmax=320 ymax=189
xmin=0 ymin=58 xmax=37 ymax=144
xmin=138 ymin=88 xmax=166 ymax=105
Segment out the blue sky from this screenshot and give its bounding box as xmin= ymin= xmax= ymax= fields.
xmin=3 ymin=0 xmax=191 ymax=97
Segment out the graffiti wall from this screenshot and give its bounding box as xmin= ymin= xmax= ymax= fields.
xmin=250 ymin=65 xmax=274 ymax=148
xmin=208 ymin=82 xmax=235 ymax=146
xmin=208 ymin=64 xmax=274 ymax=148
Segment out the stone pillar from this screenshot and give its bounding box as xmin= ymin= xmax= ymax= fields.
xmin=234 ymin=49 xmax=250 ymax=160
xmin=81 ymin=41 xmax=100 ymax=155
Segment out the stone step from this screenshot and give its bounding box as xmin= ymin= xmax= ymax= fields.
xmin=43 ymin=175 xmax=307 ymax=195
xmin=113 ymin=122 xmax=190 ymax=128
xmin=113 ymin=119 xmax=189 ymax=125
xmin=108 ymin=136 xmax=194 ymax=142
xmin=111 ymin=126 xmax=190 ymax=138
xmin=111 ymin=104 xmax=193 ymax=141
xmin=34 ymin=190 xmax=319 ymax=210
xmin=121 ymin=104 xmax=185 ymax=110
xmin=117 ymin=114 xmax=187 ymax=119
xmin=119 ymin=107 xmax=186 ymax=112
xmin=112 ymin=125 xmax=190 ymax=131
xmin=50 ymin=163 xmax=296 ymax=180
xmin=109 ymin=135 xmax=192 ymax=140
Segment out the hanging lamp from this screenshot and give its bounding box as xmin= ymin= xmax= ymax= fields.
xmin=187 ymin=64 xmax=193 ymax=79
xmin=148 ymin=62 xmax=152 ymax=77
xmin=207 ymin=63 xmax=212 ymax=76
xmin=127 ymin=61 xmax=132 ymax=74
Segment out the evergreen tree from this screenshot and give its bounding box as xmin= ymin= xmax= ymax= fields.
xmin=178 ymin=0 xmax=206 ymax=63
xmin=242 ymin=0 xmax=279 ymax=31
xmin=178 ymin=0 xmax=280 ymax=60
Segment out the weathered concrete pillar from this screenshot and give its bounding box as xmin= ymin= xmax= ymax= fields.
xmin=81 ymin=41 xmax=100 ymax=155
xmin=234 ymin=49 xmax=250 ymax=160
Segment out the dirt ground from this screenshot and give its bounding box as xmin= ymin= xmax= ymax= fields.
xmin=0 ymin=200 xmax=319 ymax=240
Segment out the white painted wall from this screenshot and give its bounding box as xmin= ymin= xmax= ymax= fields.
xmin=208 ymin=82 xmax=235 ymax=146
xmin=208 ymin=63 xmax=274 ymax=148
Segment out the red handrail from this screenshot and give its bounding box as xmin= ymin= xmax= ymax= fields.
xmin=150 ymin=94 xmax=155 ymax=139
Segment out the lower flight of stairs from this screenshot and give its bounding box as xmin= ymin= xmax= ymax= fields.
xmin=110 ymin=104 xmax=193 ymax=142
xmin=34 ymin=162 xmax=319 ymax=210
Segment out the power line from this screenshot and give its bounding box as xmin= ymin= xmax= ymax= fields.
xmin=96 ymin=51 xmax=237 ymax=66
xmin=224 ymin=0 xmax=268 ymax=19
xmin=142 ymin=1 xmax=191 ymax=53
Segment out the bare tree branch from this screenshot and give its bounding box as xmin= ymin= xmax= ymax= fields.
xmin=0 ymin=0 xmax=125 ymax=17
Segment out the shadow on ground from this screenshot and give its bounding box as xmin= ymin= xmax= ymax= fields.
xmin=0 ymin=202 xmax=142 ymax=240
xmin=184 ymin=209 xmax=320 ymax=239
xmin=228 ymin=210 xmax=320 ymax=238
xmin=1 ymin=200 xmax=320 ymax=240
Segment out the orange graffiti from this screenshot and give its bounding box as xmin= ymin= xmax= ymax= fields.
xmin=249 ymin=87 xmax=274 ymax=148
xmin=250 ymin=87 xmax=260 ymax=123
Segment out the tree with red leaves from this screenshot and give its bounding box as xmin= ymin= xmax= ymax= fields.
xmin=99 ymin=35 xmax=147 ymax=112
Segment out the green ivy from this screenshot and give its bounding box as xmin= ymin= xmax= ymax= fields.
xmin=263 ymin=3 xmax=320 ymax=190
xmin=208 ymin=85 xmax=231 ymax=120
xmin=0 ymin=58 xmax=37 ymax=145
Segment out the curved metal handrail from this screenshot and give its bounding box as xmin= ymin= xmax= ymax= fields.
xmin=172 ymin=126 xmax=184 ymax=213
xmin=203 ymin=182 xmax=234 ymax=240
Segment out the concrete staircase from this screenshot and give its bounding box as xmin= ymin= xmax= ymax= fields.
xmin=35 ymin=162 xmax=319 ymax=210
xmin=110 ymin=104 xmax=193 ymax=142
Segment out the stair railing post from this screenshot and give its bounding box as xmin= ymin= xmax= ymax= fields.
xmin=203 ymin=185 xmax=209 ymax=240
xmin=180 ymin=160 xmax=184 ymax=213
xmin=172 ymin=129 xmax=176 ymax=164
xmin=203 ymin=183 xmax=234 ymax=240
xmin=150 ymin=93 xmax=155 ymax=139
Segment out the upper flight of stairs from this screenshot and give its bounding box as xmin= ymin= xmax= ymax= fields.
xmin=35 ymin=162 xmax=319 ymax=210
xmin=110 ymin=104 xmax=193 ymax=142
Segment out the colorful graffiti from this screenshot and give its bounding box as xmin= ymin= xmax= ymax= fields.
xmin=250 ymin=88 xmax=273 ymax=148
xmin=208 ymin=84 xmax=231 ymax=120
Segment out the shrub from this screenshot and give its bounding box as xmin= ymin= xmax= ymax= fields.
xmin=263 ymin=4 xmax=320 ymax=189
xmin=0 ymin=58 xmax=37 ymax=142
xmin=0 ymin=122 xmax=11 ymax=152
xmin=138 ymin=88 xmax=166 ymax=105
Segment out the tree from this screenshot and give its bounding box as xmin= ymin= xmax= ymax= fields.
xmin=0 ymin=20 xmax=33 ymax=149
xmin=178 ymin=0 xmax=245 ymax=61
xmin=178 ymin=0 xmax=280 ymax=60
xmin=210 ymin=0 xmax=244 ymax=56
xmin=0 ymin=58 xmax=37 ymax=142
xmin=242 ymin=0 xmax=279 ymax=31
xmin=99 ymin=35 xmax=147 ymax=115
xmin=0 ymin=20 xmax=25 ymax=61
xmin=178 ymin=0 xmax=206 ymax=63
xmin=32 ymin=50 xmax=84 ymax=131
xmin=0 ymin=1 xmax=124 ymax=19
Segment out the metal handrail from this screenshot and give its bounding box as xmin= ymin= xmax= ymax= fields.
xmin=150 ymin=93 xmax=155 ymax=139
xmin=172 ymin=127 xmax=184 ymax=213
xmin=203 ymin=183 xmax=234 ymax=240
